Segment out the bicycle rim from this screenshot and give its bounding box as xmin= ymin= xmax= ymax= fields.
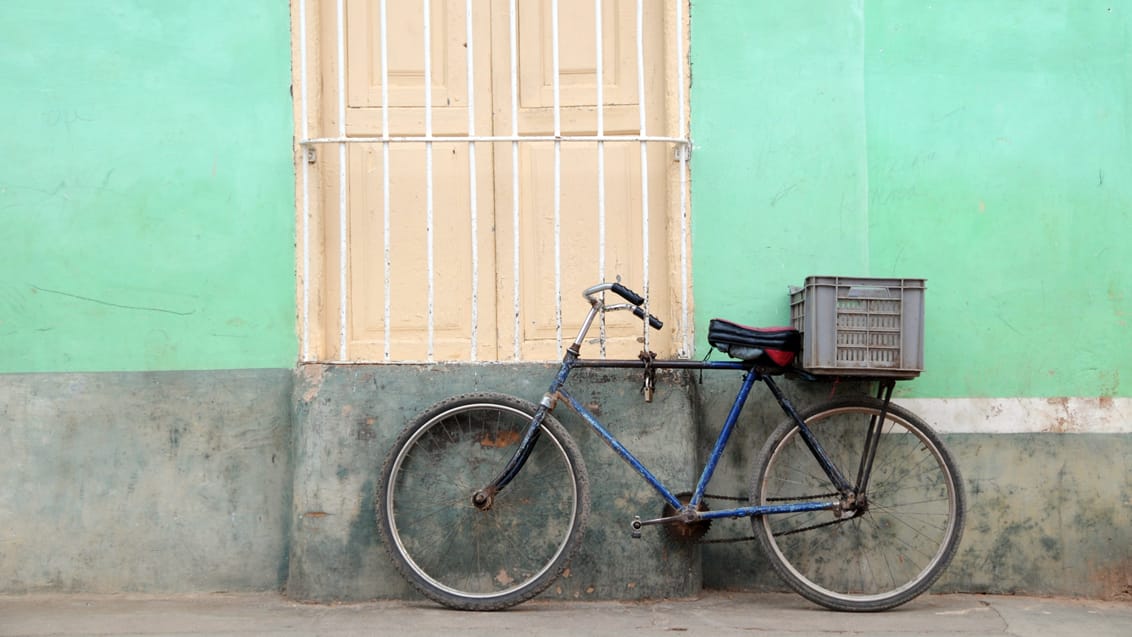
xmin=378 ymin=395 xmax=588 ymax=610
xmin=752 ymin=398 xmax=964 ymax=611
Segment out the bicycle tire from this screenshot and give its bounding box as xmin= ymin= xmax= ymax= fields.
xmin=751 ymin=396 xmax=965 ymax=612
xmin=377 ymin=392 xmax=590 ymax=610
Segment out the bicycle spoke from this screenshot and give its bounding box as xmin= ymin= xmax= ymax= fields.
xmin=752 ymin=398 xmax=964 ymax=611
xmin=771 ymin=515 xmax=852 ymax=538
xmin=378 ymin=394 xmax=589 ymax=610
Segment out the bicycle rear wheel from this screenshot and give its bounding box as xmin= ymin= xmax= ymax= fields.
xmin=751 ymin=397 xmax=964 ymax=611
xmin=377 ymin=392 xmax=589 ymax=610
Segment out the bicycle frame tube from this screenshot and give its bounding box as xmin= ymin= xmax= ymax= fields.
xmin=482 ymin=295 xmax=849 ymax=519
xmin=688 ymin=368 xmax=761 ymax=508
xmin=557 ymin=386 xmax=684 ymax=511
xmin=762 ymin=375 xmax=854 ymax=495
xmin=855 ymin=379 xmax=896 ymax=496
xmin=559 ymin=383 xmax=839 ymax=518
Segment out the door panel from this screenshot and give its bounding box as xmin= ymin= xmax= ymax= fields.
xmin=338 ymin=0 xmax=495 ymax=360
xmin=345 ymin=143 xmax=497 ymax=361
xmin=493 ymin=141 xmax=671 ymax=360
xmin=493 ymin=0 xmax=670 ymax=359
xmin=308 ymin=0 xmax=674 ymax=361
xmin=517 ymin=0 xmax=639 ymax=109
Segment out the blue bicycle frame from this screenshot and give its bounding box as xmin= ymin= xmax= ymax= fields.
xmin=481 ymin=284 xmax=861 ymax=527
xmin=482 ymin=283 xmax=860 ymax=529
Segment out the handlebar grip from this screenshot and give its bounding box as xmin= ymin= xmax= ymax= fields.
xmin=610 ymin=282 xmax=645 ymax=306
xmin=632 ymin=306 xmax=664 ymax=331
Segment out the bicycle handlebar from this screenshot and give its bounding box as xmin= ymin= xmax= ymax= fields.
xmin=582 ymin=281 xmax=664 ymax=331
xmin=610 ymin=282 xmax=645 ymax=306
xmin=631 ymin=305 xmax=665 ymax=331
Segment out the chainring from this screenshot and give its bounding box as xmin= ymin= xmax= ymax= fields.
xmin=661 ymin=492 xmax=712 ymax=543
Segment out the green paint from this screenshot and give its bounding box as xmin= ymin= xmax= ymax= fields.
xmin=0 ymin=2 xmax=296 ymax=372
xmin=690 ymin=1 xmax=868 ymax=325
xmin=691 ymin=1 xmax=1131 ymax=399
xmin=865 ymin=1 xmax=1132 ymax=398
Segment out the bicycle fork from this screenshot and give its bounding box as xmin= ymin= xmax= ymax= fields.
xmin=472 ymin=346 xmax=581 ymax=511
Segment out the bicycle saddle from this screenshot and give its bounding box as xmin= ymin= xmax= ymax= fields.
xmin=708 ymin=319 xmax=800 ymax=367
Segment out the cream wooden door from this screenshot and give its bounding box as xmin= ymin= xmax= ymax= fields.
xmin=320 ymin=0 xmax=497 ymax=361
xmin=305 ymin=0 xmax=674 ymax=361
xmin=491 ymin=0 xmax=671 ymax=359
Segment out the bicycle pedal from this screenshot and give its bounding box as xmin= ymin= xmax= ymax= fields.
xmin=631 ymin=516 xmax=643 ymax=539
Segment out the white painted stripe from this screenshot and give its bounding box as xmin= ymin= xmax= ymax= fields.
xmin=509 ymin=0 xmax=521 ymax=361
xmin=336 ymin=0 xmax=348 ymax=361
xmin=552 ymin=0 xmax=563 ymax=356
xmin=897 ymin=397 xmax=1132 ymax=434
xmin=380 ymin=0 xmax=391 ymax=362
xmin=465 ymin=0 xmax=479 ymax=361
xmin=424 ymin=0 xmax=435 ymax=362
xmin=298 ymin=0 xmax=311 ymax=362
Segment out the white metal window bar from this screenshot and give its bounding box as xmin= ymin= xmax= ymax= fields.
xmin=509 ymin=0 xmax=521 ymax=361
xmin=296 ymin=0 xmax=692 ymax=363
xmin=595 ymin=0 xmax=607 ymax=357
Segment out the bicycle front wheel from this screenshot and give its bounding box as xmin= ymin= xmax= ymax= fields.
xmin=751 ymin=397 xmax=965 ymax=612
xmin=377 ymin=393 xmax=590 ymax=610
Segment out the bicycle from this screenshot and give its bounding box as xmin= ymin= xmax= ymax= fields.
xmin=376 ymin=280 xmax=965 ymax=612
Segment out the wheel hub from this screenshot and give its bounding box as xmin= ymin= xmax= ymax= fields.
xmin=836 ymin=492 xmax=868 ymax=518
xmin=472 ymin=488 xmax=495 ymax=511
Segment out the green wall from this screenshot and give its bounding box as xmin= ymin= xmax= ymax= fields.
xmin=691 ymin=1 xmax=1132 ymax=399
xmin=690 ymin=2 xmax=869 ymax=321
xmin=0 ymin=1 xmax=296 ymax=373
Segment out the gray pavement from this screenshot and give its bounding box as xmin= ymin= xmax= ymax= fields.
xmin=2 ymin=591 xmax=1130 ymax=637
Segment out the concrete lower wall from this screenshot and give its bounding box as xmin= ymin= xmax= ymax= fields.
xmin=693 ymin=375 xmax=1132 ymax=600
xmin=0 ymin=369 xmax=293 ymax=593
xmin=699 ymin=432 xmax=1132 ymax=599
xmin=2 ymin=365 xmax=1129 ymax=600
xmin=286 ymin=363 xmax=701 ymax=602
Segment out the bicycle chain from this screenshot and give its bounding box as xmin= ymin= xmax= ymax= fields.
xmin=695 ymin=493 xmax=756 ymax=544
xmin=691 ymin=493 xmax=846 ymax=544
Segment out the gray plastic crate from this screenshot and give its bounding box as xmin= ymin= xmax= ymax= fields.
xmin=790 ymin=276 xmax=925 ymax=379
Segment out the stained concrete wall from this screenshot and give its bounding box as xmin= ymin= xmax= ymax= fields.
xmin=694 ymin=376 xmax=1132 ymax=600
xmin=287 ymin=364 xmax=701 ymax=602
xmin=2 ymin=365 xmax=1128 ymax=599
xmin=0 ymin=370 xmax=293 ymax=593
xmin=289 ymin=365 xmax=1131 ymax=602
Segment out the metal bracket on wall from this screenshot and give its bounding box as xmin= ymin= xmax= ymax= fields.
xmin=305 ymin=147 xmax=317 ymax=164
xmin=673 ymin=143 xmax=690 ymax=162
